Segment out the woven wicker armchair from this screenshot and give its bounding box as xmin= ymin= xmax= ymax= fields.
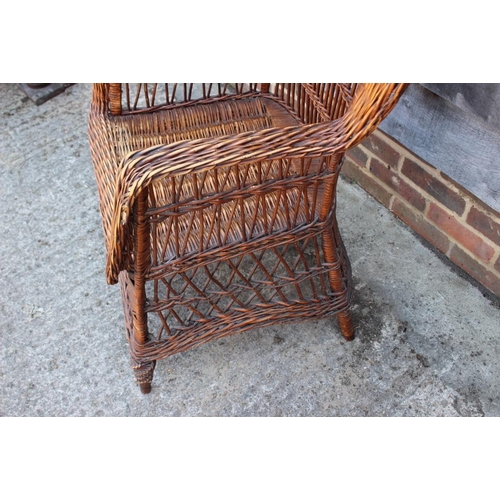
xmin=88 ymin=83 xmax=407 ymax=393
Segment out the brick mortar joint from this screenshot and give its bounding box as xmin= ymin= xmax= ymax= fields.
xmin=422 ymin=196 xmax=431 ymax=218
xmin=356 ymin=142 xmax=403 ymax=172
xmin=492 ymin=247 xmax=500 ymax=262
xmin=461 ymin=200 xmax=473 ymax=222
xmin=388 ymin=193 xmax=396 ymax=211
xmin=365 ymin=155 xmax=372 ymax=171
xmin=396 ymin=153 xmax=404 ymax=174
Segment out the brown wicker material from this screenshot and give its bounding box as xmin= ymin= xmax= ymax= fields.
xmin=88 ymin=83 xmax=408 ymax=393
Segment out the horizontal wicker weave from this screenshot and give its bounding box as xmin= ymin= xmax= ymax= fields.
xmin=88 ymin=83 xmax=408 ymax=393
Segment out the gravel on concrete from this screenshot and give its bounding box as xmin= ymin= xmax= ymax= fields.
xmin=1 ymin=83 xmax=499 ymax=417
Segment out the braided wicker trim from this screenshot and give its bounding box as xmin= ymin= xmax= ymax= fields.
xmin=132 ymin=361 xmax=156 ymax=384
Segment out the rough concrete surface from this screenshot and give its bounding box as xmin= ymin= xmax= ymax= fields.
xmin=1 ymin=83 xmax=499 ymax=417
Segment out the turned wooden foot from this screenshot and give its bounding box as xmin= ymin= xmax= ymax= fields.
xmin=337 ymin=310 xmax=355 ymax=341
xmin=139 ymin=381 xmax=152 ymax=394
xmin=133 ymin=361 xmax=156 ymax=394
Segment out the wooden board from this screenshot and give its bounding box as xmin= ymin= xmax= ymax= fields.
xmin=421 ymin=83 xmax=500 ymax=131
xmin=380 ymin=84 xmax=500 ymax=213
xmin=18 ymin=83 xmax=74 ymax=105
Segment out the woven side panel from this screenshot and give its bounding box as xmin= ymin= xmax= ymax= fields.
xmin=130 ymin=227 xmax=352 ymax=362
xmin=147 ymin=156 xmax=332 ymax=277
xmin=145 ymin=235 xmax=345 ymax=341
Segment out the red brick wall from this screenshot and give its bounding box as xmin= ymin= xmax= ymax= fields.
xmin=342 ymin=130 xmax=500 ymax=298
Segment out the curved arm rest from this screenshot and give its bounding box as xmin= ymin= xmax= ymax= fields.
xmin=106 ymin=83 xmax=408 ymax=284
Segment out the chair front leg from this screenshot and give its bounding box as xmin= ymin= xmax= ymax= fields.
xmin=131 ymin=188 xmax=156 ymax=393
xmin=322 ymin=225 xmax=355 ymax=341
xmin=132 ymin=361 xmax=156 ymax=394
xmin=319 ymin=154 xmax=355 ymax=341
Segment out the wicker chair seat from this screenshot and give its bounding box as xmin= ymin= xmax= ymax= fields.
xmin=111 ymin=96 xmax=282 ymax=160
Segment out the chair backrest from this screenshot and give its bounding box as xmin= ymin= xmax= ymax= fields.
xmin=95 ymin=83 xmax=366 ymax=124
xmin=105 ymin=83 xmax=263 ymax=115
xmin=268 ymin=83 xmax=360 ymax=124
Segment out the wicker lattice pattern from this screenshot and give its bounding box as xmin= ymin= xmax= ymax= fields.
xmin=89 ymin=83 xmax=408 ymax=393
xmin=112 ymin=83 xmax=259 ymax=115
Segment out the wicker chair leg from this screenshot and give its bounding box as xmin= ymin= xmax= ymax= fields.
xmin=336 ymin=311 xmax=355 ymax=341
xmin=133 ymin=361 xmax=156 ymax=394
xmin=322 ymin=228 xmax=355 ymax=341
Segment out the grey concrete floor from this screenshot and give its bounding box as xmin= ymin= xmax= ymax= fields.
xmin=1 ymin=83 xmax=499 ymax=417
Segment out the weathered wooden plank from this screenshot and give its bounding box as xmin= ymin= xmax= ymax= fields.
xmin=422 ymin=83 xmax=500 ymax=131
xmin=380 ymin=84 xmax=500 ymax=213
xmin=18 ymin=83 xmax=74 ymax=106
